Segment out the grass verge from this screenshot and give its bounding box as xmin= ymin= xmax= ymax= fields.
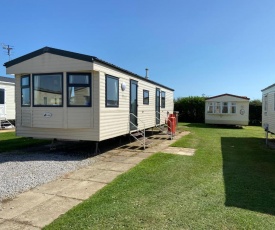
xmin=44 ymin=123 xmax=275 ymax=229
xmin=0 ymin=131 xmax=50 ymax=153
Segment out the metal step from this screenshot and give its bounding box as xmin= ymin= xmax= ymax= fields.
xmin=1 ymin=120 xmax=14 ymax=129
xmin=137 ymin=137 xmax=153 ymax=146
xmin=131 ymin=131 xmax=144 ymax=137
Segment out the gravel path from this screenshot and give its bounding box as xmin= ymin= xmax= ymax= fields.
xmin=0 ymin=149 xmax=97 ymax=201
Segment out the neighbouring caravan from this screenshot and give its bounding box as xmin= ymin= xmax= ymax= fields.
xmin=205 ymin=94 xmax=249 ymax=126
xmin=262 ymin=84 xmax=275 ymax=133
xmin=4 ymin=47 xmax=174 ymax=145
xmin=0 ymin=76 xmax=15 ymax=128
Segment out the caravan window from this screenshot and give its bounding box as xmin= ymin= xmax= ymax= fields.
xmin=106 ymin=75 xmax=119 ymax=107
xmin=207 ymin=102 xmax=214 ymax=113
xmin=222 ymin=102 xmax=228 ymax=113
xmin=161 ymin=91 xmax=166 ymax=108
xmin=215 ymin=102 xmax=221 ymax=113
xmin=231 ymin=102 xmax=236 ymax=113
xmin=264 ymin=95 xmax=268 ymax=111
xmin=0 ymin=89 xmax=4 ymax=104
xmin=33 ymin=73 xmax=63 ymax=106
xmin=143 ymin=90 xmax=149 ymax=105
xmin=21 ymin=75 xmax=30 ymax=106
xmin=67 ymin=73 xmax=91 ymax=107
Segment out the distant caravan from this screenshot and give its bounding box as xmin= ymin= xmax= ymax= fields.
xmin=205 ymin=94 xmax=249 ymax=126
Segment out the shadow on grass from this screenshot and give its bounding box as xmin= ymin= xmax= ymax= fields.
xmin=221 ymin=137 xmax=275 ymax=215
xmin=185 ymin=123 xmax=244 ymax=129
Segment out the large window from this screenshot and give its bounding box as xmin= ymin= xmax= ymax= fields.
xmin=33 ymin=73 xmax=63 ymax=106
xmin=161 ymin=91 xmax=166 ymax=108
xmin=67 ymin=73 xmax=91 ymax=107
xmin=207 ymin=101 xmax=236 ymax=114
xmin=0 ymin=89 xmax=4 ymax=104
xmin=106 ymin=75 xmax=119 ymax=107
xmin=21 ymin=75 xmax=30 ymax=106
xmin=143 ymin=90 xmax=149 ymax=105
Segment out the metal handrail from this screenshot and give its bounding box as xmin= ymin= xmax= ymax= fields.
xmin=129 ymin=113 xmax=146 ymax=149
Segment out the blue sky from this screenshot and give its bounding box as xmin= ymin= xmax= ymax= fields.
xmin=1 ymin=0 xmax=275 ymax=100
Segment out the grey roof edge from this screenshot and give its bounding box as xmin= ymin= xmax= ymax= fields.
xmin=0 ymin=76 xmax=15 ymax=83
xmin=3 ymin=46 xmax=174 ymax=92
xmin=3 ymin=47 xmax=96 ymax=68
xmin=206 ymin=93 xmax=250 ymax=100
xmin=261 ymin=83 xmax=275 ymax=92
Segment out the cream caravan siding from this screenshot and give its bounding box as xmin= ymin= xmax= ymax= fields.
xmin=262 ymin=85 xmax=275 ymax=133
xmin=94 ymin=63 xmax=174 ymax=141
xmin=0 ymin=82 xmax=15 ymax=120
xmin=205 ymin=95 xmax=249 ymax=125
xmin=15 ymin=72 xmax=100 ymax=141
xmin=7 ymin=53 xmax=92 ymax=74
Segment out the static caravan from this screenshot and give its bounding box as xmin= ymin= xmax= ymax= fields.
xmin=4 ymin=47 xmax=174 ymax=146
xmin=0 ymin=76 xmax=15 ymax=128
xmin=205 ymin=94 xmax=249 ymax=126
xmin=261 ymin=84 xmax=275 ymax=133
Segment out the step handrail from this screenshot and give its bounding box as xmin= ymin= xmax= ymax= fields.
xmin=129 ymin=113 xmax=146 ymax=149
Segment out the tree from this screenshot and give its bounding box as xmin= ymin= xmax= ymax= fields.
xmin=249 ymin=99 xmax=262 ymax=126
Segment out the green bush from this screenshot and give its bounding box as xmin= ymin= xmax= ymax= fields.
xmin=249 ymin=100 xmax=262 ymax=126
xmin=174 ymin=96 xmax=205 ymax=123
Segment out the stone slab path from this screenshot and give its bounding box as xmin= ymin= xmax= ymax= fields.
xmin=0 ymin=131 xmax=193 ymax=229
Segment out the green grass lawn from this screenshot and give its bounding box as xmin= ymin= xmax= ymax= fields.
xmin=0 ymin=131 xmax=50 ymax=153
xmin=44 ymin=123 xmax=275 ymax=229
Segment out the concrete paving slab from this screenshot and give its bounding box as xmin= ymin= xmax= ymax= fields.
xmin=65 ymin=168 xmax=103 ymax=180
xmin=123 ymin=156 xmax=145 ymax=164
xmin=0 ymin=220 xmax=40 ymax=230
xmin=89 ymin=170 xmax=123 ymax=183
xmin=92 ymin=161 xmax=121 ymax=170
xmin=32 ymin=178 xmax=79 ymax=195
xmin=57 ymin=180 xmax=106 ymax=200
xmin=107 ymin=162 xmax=136 ymax=172
xmin=102 ymin=155 xmax=129 ymax=162
xmin=116 ymin=151 xmax=137 ymax=157
xmin=14 ymin=196 xmax=81 ymax=228
xmin=132 ymin=151 xmax=156 ymax=158
xmin=0 ymin=191 xmax=53 ymax=219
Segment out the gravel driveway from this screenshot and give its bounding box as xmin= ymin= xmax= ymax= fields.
xmin=0 ymin=145 xmax=97 ymax=201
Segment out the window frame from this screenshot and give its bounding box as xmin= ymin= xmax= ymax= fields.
xmin=207 ymin=102 xmax=214 ymax=113
xmin=105 ymin=75 xmax=119 ymax=108
xmin=161 ymin=91 xmax=166 ymax=108
xmin=143 ymin=90 xmax=149 ymax=105
xmin=222 ymin=102 xmax=228 ymax=114
xmin=231 ymin=102 xmax=236 ymax=114
xmin=0 ymin=88 xmax=4 ymax=105
xmin=21 ymin=75 xmax=31 ymax=107
xmin=264 ymin=94 xmax=268 ymax=112
xmin=32 ymin=73 xmax=63 ymax=107
xmin=67 ymin=72 xmax=92 ymax=107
